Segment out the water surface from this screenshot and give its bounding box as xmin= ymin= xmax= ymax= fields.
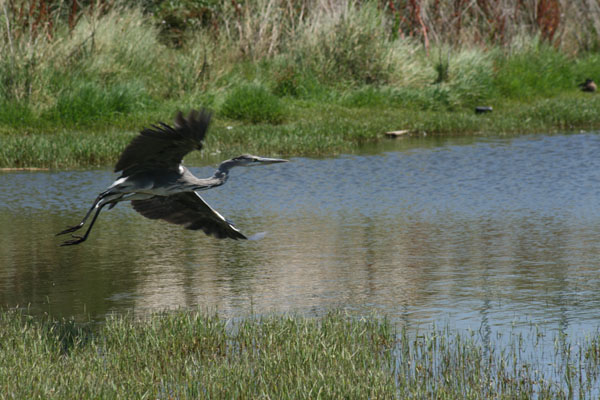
xmin=1 ymin=133 xmax=600 ymax=340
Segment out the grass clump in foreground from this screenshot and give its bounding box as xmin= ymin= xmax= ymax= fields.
xmin=1 ymin=309 xmax=600 ymax=398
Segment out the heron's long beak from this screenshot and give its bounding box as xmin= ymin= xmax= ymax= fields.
xmin=256 ymin=156 xmax=289 ymax=164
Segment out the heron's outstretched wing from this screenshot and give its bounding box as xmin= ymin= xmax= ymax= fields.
xmin=115 ymin=109 xmax=211 ymax=177
xmin=130 ymin=192 xmax=247 ymax=240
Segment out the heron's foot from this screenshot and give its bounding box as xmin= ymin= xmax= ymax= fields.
xmin=59 ymin=235 xmax=87 ymax=246
xmin=56 ymin=224 xmax=83 ymax=236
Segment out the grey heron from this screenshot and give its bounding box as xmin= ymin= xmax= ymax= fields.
xmin=57 ymin=109 xmax=288 ymax=246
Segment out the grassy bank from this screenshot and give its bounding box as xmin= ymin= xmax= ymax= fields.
xmin=2 ymin=93 xmax=600 ymax=169
xmin=1 ymin=309 xmax=599 ymax=398
xmin=1 ymin=1 xmax=600 ymax=168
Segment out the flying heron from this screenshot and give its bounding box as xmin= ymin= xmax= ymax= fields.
xmin=57 ymin=109 xmax=288 ymax=246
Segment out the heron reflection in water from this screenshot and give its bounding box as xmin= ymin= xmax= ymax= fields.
xmin=57 ymin=109 xmax=288 ymax=246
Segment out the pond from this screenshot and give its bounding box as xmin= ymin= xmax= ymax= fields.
xmin=1 ymin=132 xmax=600 ymax=341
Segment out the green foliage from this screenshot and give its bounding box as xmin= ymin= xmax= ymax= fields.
xmin=295 ymin=3 xmax=394 ymax=85
xmin=144 ymin=0 xmax=224 ymax=46
xmin=0 ymin=310 xmax=396 ymax=398
xmin=363 ymin=86 xmax=446 ymax=110
xmin=0 ymin=128 xmax=135 ymax=168
xmin=4 ymin=94 xmax=600 ymax=168
xmin=0 ymin=101 xmax=34 ymax=127
xmin=49 ymin=81 xmax=151 ymax=125
xmin=444 ymin=49 xmax=496 ymax=108
xmin=434 ymin=51 xmax=450 ymax=84
xmin=0 ymin=309 xmax=598 ymax=398
xmin=573 ymin=52 xmax=600 ymax=84
xmin=1 ymin=1 xmax=600 ymax=167
xmin=340 ymin=86 xmax=390 ymax=107
xmin=493 ymin=43 xmax=575 ymax=100
xmin=271 ymin=62 xmax=304 ymax=97
xmin=268 ymin=59 xmax=331 ymax=100
xmin=220 ymin=84 xmax=286 ymax=124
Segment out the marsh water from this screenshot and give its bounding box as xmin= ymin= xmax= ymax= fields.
xmin=2 ymin=133 xmax=600 ymax=340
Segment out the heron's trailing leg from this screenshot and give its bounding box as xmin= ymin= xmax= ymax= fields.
xmin=59 ymin=201 xmax=114 ymax=246
xmin=57 ymin=192 xmax=123 ymax=244
xmin=56 ymin=194 xmax=104 ymax=236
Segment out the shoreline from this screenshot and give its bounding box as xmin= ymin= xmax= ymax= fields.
xmin=1 ymin=94 xmax=599 ymax=169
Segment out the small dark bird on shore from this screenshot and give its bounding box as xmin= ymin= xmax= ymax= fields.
xmin=57 ymin=109 xmax=288 ymax=246
xmin=579 ymin=79 xmax=597 ymax=92
xmin=475 ymin=106 xmax=493 ymax=114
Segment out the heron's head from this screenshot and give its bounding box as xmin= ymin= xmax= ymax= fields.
xmin=216 ymin=154 xmax=288 ymax=174
xmin=230 ymin=154 xmax=289 ymax=167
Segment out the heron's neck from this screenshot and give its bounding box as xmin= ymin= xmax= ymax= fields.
xmin=198 ymin=159 xmax=237 ymax=188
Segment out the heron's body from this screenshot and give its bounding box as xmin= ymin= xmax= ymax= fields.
xmin=57 ymin=109 xmax=287 ymax=246
xmin=108 ymin=166 xmax=221 ymax=197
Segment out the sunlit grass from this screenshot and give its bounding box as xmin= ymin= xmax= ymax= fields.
xmin=1 ymin=2 xmax=600 ymax=168
xmin=221 ymin=84 xmax=286 ymax=124
xmin=1 ymin=309 xmax=599 ymax=398
xmin=2 ymin=93 xmax=600 ymax=169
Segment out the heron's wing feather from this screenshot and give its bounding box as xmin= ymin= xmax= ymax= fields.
xmin=130 ymin=192 xmax=247 ymax=240
xmin=115 ymin=109 xmax=211 ymax=176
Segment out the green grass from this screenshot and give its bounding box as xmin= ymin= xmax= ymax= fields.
xmin=48 ymin=80 xmax=152 ymax=125
xmin=1 ymin=309 xmax=599 ymax=398
xmin=2 ymin=93 xmax=600 ymax=169
xmin=1 ymin=1 xmax=600 ymax=168
xmin=492 ymin=46 xmax=578 ymax=100
xmin=221 ymin=84 xmax=286 ymax=124
xmin=0 ymin=129 xmax=135 ymax=169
